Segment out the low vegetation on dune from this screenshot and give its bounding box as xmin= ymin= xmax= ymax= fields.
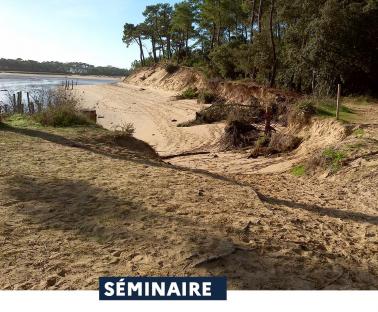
xmin=35 ymin=104 xmax=92 ymax=127
xmin=33 ymin=89 xmax=93 ymax=127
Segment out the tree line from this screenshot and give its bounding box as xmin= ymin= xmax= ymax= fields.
xmin=0 ymin=58 xmax=129 ymax=77
xmin=123 ymin=0 xmax=378 ymax=95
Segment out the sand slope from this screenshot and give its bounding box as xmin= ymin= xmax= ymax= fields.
xmin=1 ymin=123 xmax=377 ymax=290
xmin=79 ymin=83 xmax=223 ymax=156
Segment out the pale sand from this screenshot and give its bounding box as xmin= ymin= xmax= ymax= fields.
xmin=78 ymin=83 xmax=224 ymax=157
xmin=1 ymin=82 xmax=377 ymax=290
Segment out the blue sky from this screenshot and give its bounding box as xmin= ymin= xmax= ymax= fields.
xmin=0 ymin=0 xmax=179 ymax=69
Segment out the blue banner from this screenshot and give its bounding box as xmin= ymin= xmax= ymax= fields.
xmin=99 ymin=277 xmax=227 ymax=301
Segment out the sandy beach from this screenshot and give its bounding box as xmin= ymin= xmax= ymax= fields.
xmin=79 ymin=83 xmax=224 ymax=156
xmin=1 ymin=80 xmax=377 ymax=290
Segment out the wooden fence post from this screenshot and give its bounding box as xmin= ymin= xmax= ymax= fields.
xmin=336 ymin=84 xmax=341 ymax=120
xmin=27 ymin=92 xmax=31 ymax=113
xmin=12 ymin=94 xmax=16 ymax=112
xmin=36 ymin=100 xmax=42 ymax=113
xmin=17 ymin=92 xmax=23 ymax=114
xmin=27 ymin=92 xmax=35 ymax=114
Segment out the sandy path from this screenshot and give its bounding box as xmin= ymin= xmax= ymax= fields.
xmin=1 ymin=125 xmax=377 ymax=290
xmin=79 ymin=83 xmax=223 ymax=156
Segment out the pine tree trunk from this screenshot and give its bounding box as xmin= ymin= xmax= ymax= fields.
xmin=269 ymin=0 xmax=277 ymax=87
xmin=138 ymin=37 xmax=145 ymax=66
xmin=210 ymin=23 xmax=216 ymax=49
xmin=258 ymin=0 xmax=263 ymax=33
xmin=152 ymin=38 xmax=157 ymax=63
xmin=167 ymin=35 xmax=171 ymax=59
xmin=250 ymin=0 xmax=257 ymax=42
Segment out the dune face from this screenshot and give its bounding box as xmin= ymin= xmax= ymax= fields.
xmin=79 ymin=83 xmax=224 ymax=157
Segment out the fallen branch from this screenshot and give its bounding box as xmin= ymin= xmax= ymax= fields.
xmin=162 ymin=151 xmax=211 ymax=160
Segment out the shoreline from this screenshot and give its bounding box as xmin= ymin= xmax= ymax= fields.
xmin=0 ymin=71 xmax=123 ymax=81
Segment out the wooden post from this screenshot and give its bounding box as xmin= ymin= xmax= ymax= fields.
xmin=12 ymin=93 xmax=17 ymax=112
xmin=264 ymin=101 xmax=272 ymax=136
xmin=36 ymin=100 xmax=42 ymax=113
xmin=336 ymin=84 xmax=341 ymax=120
xmin=20 ymin=92 xmax=24 ymax=114
xmin=71 ymin=80 xmax=74 ymax=90
xmin=17 ymin=92 xmax=22 ymax=113
xmin=27 ymin=92 xmax=31 ymax=114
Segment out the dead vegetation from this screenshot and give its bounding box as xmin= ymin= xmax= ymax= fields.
xmin=220 ymin=121 xmax=260 ymax=150
xmin=178 ymin=98 xmax=264 ymax=127
xmin=197 ymin=90 xmax=217 ymax=104
xmin=249 ymin=133 xmax=302 ymax=158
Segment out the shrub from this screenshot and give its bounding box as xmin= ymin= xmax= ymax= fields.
xmin=209 ymin=44 xmax=237 ymax=79
xmin=255 ymin=134 xmax=270 ymax=148
xmin=35 ymin=104 xmax=91 ymax=127
xmin=33 ymin=88 xmax=92 ymax=127
xmin=178 ymin=102 xmax=264 ymax=127
xmin=292 ymin=165 xmax=306 ymax=177
xmin=353 ymin=128 xmax=364 ymax=138
xmin=180 ymin=87 xmax=198 ymax=99
xmin=165 ymin=63 xmax=180 ymax=74
xmin=220 ymin=120 xmax=260 ymax=150
xmin=249 ymin=132 xmax=302 ymax=158
xmin=113 ymin=122 xmax=135 ymax=137
xmin=322 ymin=148 xmax=346 ymax=172
xmin=297 ymin=100 xmax=317 ymax=115
xmin=197 ymin=90 xmax=217 ymax=104
xmin=288 ymin=99 xmax=317 ymax=126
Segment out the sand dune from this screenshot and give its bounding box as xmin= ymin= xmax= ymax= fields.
xmin=79 ymin=83 xmax=223 ymax=157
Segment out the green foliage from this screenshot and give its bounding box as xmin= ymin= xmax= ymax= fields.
xmin=35 ymin=105 xmax=92 ymax=127
xmin=315 ymin=98 xmax=355 ymax=122
xmin=353 ymin=128 xmax=365 ymax=138
xmin=180 ymin=87 xmax=198 ymax=99
xmin=124 ymin=0 xmax=378 ymax=96
xmin=165 ymin=63 xmax=180 ymax=74
xmin=289 ymin=99 xmax=317 ymax=125
xmin=32 ymin=89 xmax=93 ymax=127
xmin=5 ymin=114 xmax=41 ymax=128
xmin=292 ymin=165 xmax=306 ymax=177
xmin=323 ymin=148 xmax=346 ymax=172
xmin=209 ymin=43 xmax=238 ymax=79
xmin=255 ymin=134 xmax=269 ymax=148
xmin=0 ymin=58 xmax=128 ymax=76
xmin=290 ymin=97 xmax=356 ymax=125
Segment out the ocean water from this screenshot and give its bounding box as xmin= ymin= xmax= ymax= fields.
xmin=0 ymin=73 xmax=118 ymax=105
